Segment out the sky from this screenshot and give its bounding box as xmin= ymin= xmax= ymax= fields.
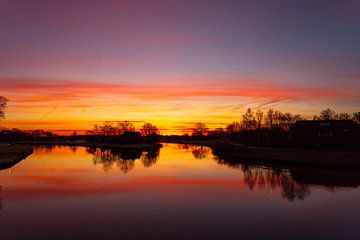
xmin=0 ymin=0 xmax=359 ymax=134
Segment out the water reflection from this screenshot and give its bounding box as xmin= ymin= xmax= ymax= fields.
xmin=87 ymin=147 xmax=159 ymax=173
xmin=69 ymin=146 xmax=78 ymax=153
xmin=141 ymin=150 xmax=160 ymax=168
xmin=1 ymin=144 xmax=359 ymax=202
xmin=175 ymin=144 xmax=210 ymax=160
xmin=191 ymin=146 xmax=210 ymax=160
xmin=33 ymin=144 xmax=56 ymax=153
xmin=215 ymin=158 xmax=311 ymax=201
xmin=215 ymin=154 xmax=360 ymax=201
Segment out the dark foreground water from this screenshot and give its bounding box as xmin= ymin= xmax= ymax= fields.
xmin=0 ymin=144 xmax=359 ymax=240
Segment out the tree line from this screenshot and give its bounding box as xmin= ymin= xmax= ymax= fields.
xmin=86 ymin=121 xmax=159 ymax=137
xmin=192 ymin=108 xmax=360 ymax=136
xmin=1 ymin=95 xmax=359 ymax=139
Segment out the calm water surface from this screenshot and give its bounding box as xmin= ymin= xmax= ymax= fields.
xmin=0 ymin=144 xmax=359 ymax=240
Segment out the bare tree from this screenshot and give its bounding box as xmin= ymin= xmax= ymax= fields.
xmin=226 ymin=121 xmax=242 ymax=133
xmin=353 ymin=112 xmax=360 ymax=123
xmin=319 ymin=108 xmax=336 ymax=120
xmin=281 ymin=113 xmax=303 ymax=129
xmin=266 ymin=109 xmax=275 ymax=128
xmin=100 ymin=122 xmax=116 ymax=136
xmin=141 ymin=122 xmax=159 ymax=136
xmin=242 ymin=108 xmax=256 ymax=130
xmin=192 ymin=122 xmax=208 ymax=136
xmin=117 ymin=121 xmax=135 ymax=134
xmin=335 ymin=113 xmax=351 ymax=120
xmin=255 ymin=110 xmax=264 ymax=128
xmin=273 ymin=110 xmax=283 ymax=126
xmin=0 ymin=97 xmax=8 ymax=119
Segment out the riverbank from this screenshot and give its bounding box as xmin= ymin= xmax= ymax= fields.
xmin=0 ymin=144 xmax=34 ymax=170
xmin=211 ymin=142 xmax=360 ymax=169
xmin=19 ymin=141 xmax=163 ymax=151
xmin=161 ymin=137 xmax=360 ymax=169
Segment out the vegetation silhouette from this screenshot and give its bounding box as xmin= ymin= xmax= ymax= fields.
xmin=192 ymin=122 xmax=208 ymax=137
xmin=174 ymin=108 xmax=360 ymax=149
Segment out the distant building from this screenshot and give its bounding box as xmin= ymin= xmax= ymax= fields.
xmin=291 ymin=120 xmax=360 ymax=147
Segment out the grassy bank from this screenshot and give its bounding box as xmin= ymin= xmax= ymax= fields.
xmin=211 ymin=142 xmax=360 ymax=169
xmin=161 ymin=138 xmax=360 ymax=169
xmin=0 ymin=144 xmax=34 ymax=170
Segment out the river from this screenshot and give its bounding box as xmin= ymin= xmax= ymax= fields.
xmin=0 ymin=143 xmax=359 ymax=239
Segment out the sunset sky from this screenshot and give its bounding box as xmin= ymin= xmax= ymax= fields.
xmin=1 ymin=0 xmax=360 ymax=134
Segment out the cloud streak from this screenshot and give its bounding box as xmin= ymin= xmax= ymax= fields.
xmin=2 ymin=77 xmax=359 ymax=104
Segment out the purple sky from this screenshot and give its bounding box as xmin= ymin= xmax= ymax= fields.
xmin=1 ymin=0 xmax=359 ymax=133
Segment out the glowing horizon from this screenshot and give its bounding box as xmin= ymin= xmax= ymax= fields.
xmin=1 ymin=0 xmax=359 ymax=134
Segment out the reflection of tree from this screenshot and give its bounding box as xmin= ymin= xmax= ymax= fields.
xmin=34 ymin=145 xmax=56 ymax=153
xmin=215 ymin=158 xmax=311 ymax=201
xmin=191 ymin=146 xmax=210 ymax=160
xmin=177 ymin=144 xmax=189 ymax=150
xmin=69 ymin=146 xmax=78 ymax=153
xmin=280 ymin=175 xmax=310 ymax=201
xmin=140 ymin=150 xmax=159 ymax=168
xmin=87 ymin=147 xmax=142 ymax=173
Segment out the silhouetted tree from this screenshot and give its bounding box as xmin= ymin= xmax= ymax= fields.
xmin=226 ymin=121 xmax=242 ymax=133
xmin=353 ymin=112 xmax=360 ymax=123
xmin=242 ymin=108 xmax=256 ymax=130
xmin=192 ymin=122 xmax=208 ymax=136
xmin=100 ymin=122 xmax=117 ymax=136
xmin=266 ymin=109 xmax=275 ymax=128
xmin=214 ymin=127 xmax=225 ymax=136
xmin=255 ymin=110 xmax=264 ymax=128
xmin=335 ymin=113 xmax=351 ymax=120
xmin=141 ymin=122 xmax=159 ymax=136
xmin=281 ymin=112 xmax=302 ymax=129
xmin=273 ymin=110 xmax=283 ymax=126
xmin=117 ymin=121 xmax=135 ymax=134
xmin=318 ymin=108 xmax=336 ymax=120
xmin=0 ymin=97 xmax=8 ymax=119
xmin=88 ymin=121 xmax=136 ymax=137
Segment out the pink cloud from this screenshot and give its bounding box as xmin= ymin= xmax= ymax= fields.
xmin=1 ymin=77 xmax=359 ymax=104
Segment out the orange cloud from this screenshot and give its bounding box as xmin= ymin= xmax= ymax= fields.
xmin=1 ymin=76 xmax=359 ymax=134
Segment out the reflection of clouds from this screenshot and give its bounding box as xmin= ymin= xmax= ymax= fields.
xmin=87 ymin=148 xmax=159 ymax=173
xmin=215 ymin=158 xmax=311 ymax=201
